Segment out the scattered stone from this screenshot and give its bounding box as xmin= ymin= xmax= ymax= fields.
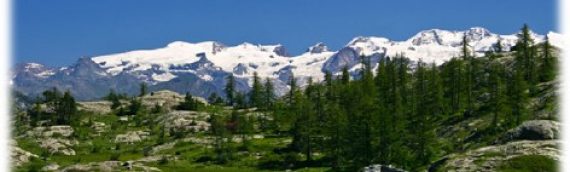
xmin=28 ymin=125 xmax=74 ymax=138
xmin=115 ymin=131 xmax=150 ymax=144
xmin=91 ymin=122 xmax=108 ymax=134
xmin=41 ymin=163 xmax=59 ymax=171
xmin=25 ymin=126 xmax=77 ymax=156
xmin=61 ymin=161 xmax=122 ymax=172
xmin=40 ymin=138 xmax=78 ymax=155
xmin=363 ymin=164 xmax=407 ymax=172
xmin=11 ymin=145 xmax=39 ymax=167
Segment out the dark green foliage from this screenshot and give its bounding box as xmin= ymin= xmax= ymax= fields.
xmin=488 ymin=62 xmax=509 ymax=131
xmin=234 ymin=91 xmax=248 ymax=109
xmin=207 ymin=92 xmax=225 ymax=105
xmin=225 ymin=74 xmax=236 ymax=106
xmin=15 ymin=24 xmax=558 ymax=172
xmin=209 ymin=114 xmax=233 ymax=164
xmin=249 ymin=72 xmax=264 ymax=108
xmin=539 ymin=36 xmax=557 ymax=82
xmin=176 ymin=93 xmax=204 ymax=111
xmin=262 ymin=78 xmax=275 ymax=110
xmin=105 ymin=89 xmax=126 ymax=110
xmin=34 ymin=88 xmax=77 ymax=125
xmin=151 ymin=103 xmax=163 ymax=114
xmin=127 ymin=98 xmax=143 ymax=116
xmin=139 ymin=82 xmax=148 ymax=97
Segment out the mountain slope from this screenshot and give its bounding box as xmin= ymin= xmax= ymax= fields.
xmin=11 ymin=27 xmax=564 ymax=100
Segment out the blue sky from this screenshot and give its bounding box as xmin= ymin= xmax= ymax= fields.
xmin=15 ymin=0 xmax=557 ymax=66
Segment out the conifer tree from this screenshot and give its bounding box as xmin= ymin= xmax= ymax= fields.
xmin=249 ymin=72 xmax=263 ymax=108
xmin=509 ymin=68 xmax=529 ymax=127
xmin=288 ymin=74 xmax=298 ymax=106
xmin=427 ymin=63 xmax=446 ymax=120
xmin=225 ymin=74 xmax=236 ymax=106
xmin=56 ymin=90 xmax=77 ymax=125
xmin=234 ymin=92 xmax=247 ymax=109
xmin=410 ymin=61 xmax=436 ymax=169
xmin=494 ymin=39 xmax=503 ymax=53
xmin=488 ymin=62 xmax=509 ymax=130
xmin=462 ymin=34 xmax=474 ymax=117
xmin=516 ymin=24 xmax=538 ymax=94
xmin=139 ymin=82 xmax=148 ymax=97
xmin=208 ymin=93 xmax=224 ymax=105
xmin=539 ymin=36 xmax=556 ymax=82
xmin=210 ymin=114 xmax=232 ymax=164
xmin=341 ymin=67 xmax=350 ymax=85
xmin=262 ymin=78 xmax=275 ymax=110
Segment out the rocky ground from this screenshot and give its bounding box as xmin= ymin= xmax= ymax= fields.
xmin=11 ymin=88 xmax=561 ymax=172
xmin=429 ymin=120 xmax=560 ymax=172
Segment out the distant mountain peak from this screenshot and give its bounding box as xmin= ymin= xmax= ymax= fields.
xmin=307 ymin=42 xmax=329 ymax=54
xmin=12 ymin=27 xmax=563 ymax=100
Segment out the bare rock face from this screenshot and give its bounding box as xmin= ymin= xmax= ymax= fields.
xmin=27 ymin=125 xmax=74 ymax=138
xmin=430 ymin=121 xmax=561 ymax=172
xmin=78 ymin=101 xmax=113 ymax=114
xmin=91 ymin=122 xmax=108 ymax=135
xmin=40 ymin=138 xmax=78 ymax=156
xmin=11 ymin=144 xmax=39 ymax=167
xmin=363 ymin=164 xmax=407 ymax=172
xmin=496 ymin=120 xmax=560 ymax=144
xmin=26 ymin=126 xmax=77 ymax=156
xmin=431 ymin=140 xmax=560 ymax=172
xmin=141 ymin=90 xmax=185 ymax=108
xmin=61 ymin=161 xmax=161 ymax=172
xmin=158 ymin=110 xmax=211 ymax=132
xmin=41 ymin=163 xmax=60 ymax=171
xmin=115 ymin=131 xmax=150 ymax=144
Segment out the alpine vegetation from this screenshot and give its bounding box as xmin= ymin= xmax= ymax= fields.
xmin=11 ymin=25 xmax=561 ymax=171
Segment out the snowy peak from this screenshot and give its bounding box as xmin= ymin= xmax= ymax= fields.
xmin=546 ymin=32 xmax=566 ymax=48
xmin=12 ymin=27 xmax=564 ymax=100
xmin=408 ymin=29 xmax=450 ymax=46
xmin=464 ymin=27 xmax=496 ymax=42
xmin=348 ymin=36 xmax=391 ymax=46
xmin=407 ymin=27 xmax=498 ymax=47
xmin=307 ymin=42 xmax=329 ymax=54
xmin=14 ymin=63 xmax=56 ymax=78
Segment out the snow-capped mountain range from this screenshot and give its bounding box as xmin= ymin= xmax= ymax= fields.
xmin=12 ymin=27 xmax=565 ymax=100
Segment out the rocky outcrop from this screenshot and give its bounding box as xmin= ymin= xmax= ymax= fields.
xmin=115 ymin=131 xmax=150 ymax=144
xmin=141 ymin=90 xmax=184 ymax=108
xmin=26 ymin=126 xmax=77 ymax=155
xmin=27 ymin=125 xmax=74 ymax=138
xmin=430 ymin=120 xmax=561 ymax=172
xmin=157 ymin=110 xmax=210 ymax=132
xmin=431 ymin=140 xmax=559 ymax=172
xmin=91 ymin=122 xmax=108 ymax=134
xmin=61 ymin=160 xmax=161 ymax=172
xmin=41 ymin=163 xmax=60 ymax=171
xmin=11 ymin=145 xmax=39 ymax=167
xmin=363 ymin=164 xmax=407 ymax=172
xmin=495 ymin=120 xmax=559 ymax=144
xmin=78 ymin=101 xmax=113 ymax=114
xmin=40 ymin=138 xmax=78 ymax=155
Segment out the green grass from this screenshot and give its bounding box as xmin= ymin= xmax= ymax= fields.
xmin=497 ymin=155 xmax=557 ymax=172
xmin=154 ymin=163 xmax=279 ymax=172
xmin=15 ymin=138 xmax=43 ymax=155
